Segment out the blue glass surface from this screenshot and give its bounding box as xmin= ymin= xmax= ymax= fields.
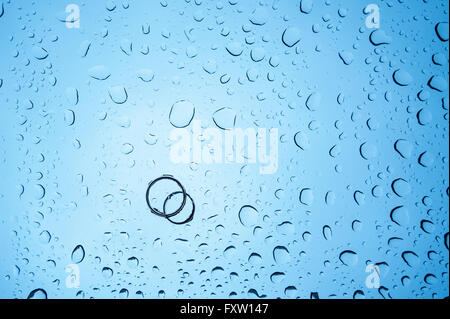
xmin=0 ymin=0 xmax=448 ymax=299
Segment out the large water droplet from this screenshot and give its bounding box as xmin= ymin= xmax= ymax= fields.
xmin=394 ymin=139 xmax=413 ymax=159
xmin=212 ymin=107 xmax=236 ymax=130
xmin=273 ymin=246 xmax=291 ymax=264
xmin=299 ymin=188 xmax=314 ymax=206
xmin=305 ymin=92 xmax=321 ymax=111
xmin=282 ymin=27 xmax=301 ymax=47
xmin=390 ymin=206 xmax=410 ymax=226
xmin=300 ymin=0 xmax=313 ymax=14
xmin=27 ymin=288 xmax=47 ymax=299
xmin=435 ymin=22 xmax=449 ymax=41
xmin=392 ymin=178 xmax=411 ymax=197
xmin=393 ymin=69 xmax=413 ymax=86
xmin=71 ymin=245 xmax=85 ymax=264
xmin=108 ymin=86 xmax=128 ymax=104
xmin=339 ymin=250 xmax=358 ymax=266
xmin=238 ymin=205 xmax=258 ymax=227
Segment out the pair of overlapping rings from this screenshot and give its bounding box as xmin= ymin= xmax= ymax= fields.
xmin=146 ymin=175 xmax=195 ymax=225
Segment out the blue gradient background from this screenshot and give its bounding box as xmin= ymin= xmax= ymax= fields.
xmin=0 ymin=0 xmax=448 ymax=299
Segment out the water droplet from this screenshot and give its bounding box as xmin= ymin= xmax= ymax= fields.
xmin=270 ymin=272 xmax=285 ymax=283
xmin=428 ymin=76 xmax=448 ymax=92
xmin=250 ymin=47 xmax=265 ymax=62
xmin=32 ymin=46 xmax=48 ymax=60
xmin=226 ymin=42 xmax=244 ymax=57
xmin=282 ymin=27 xmax=301 ymax=47
xmin=39 ymin=230 xmax=51 ymax=244
xmin=390 ymin=206 xmax=410 ymax=226
xmin=322 ymin=225 xmax=332 ymax=240
xmin=339 ymin=250 xmax=358 ymax=266
xmin=273 ymin=246 xmax=291 ymax=264
xmin=393 ymin=69 xmax=413 ymax=86
xmin=299 ymin=188 xmax=314 ymax=206
xmin=329 ymin=145 xmax=342 ymax=158
xmin=339 ymin=51 xmax=354 ymax=65
xmin=392 ymin=178 xmax=411 ymax=197
xmin=402 ymin=251 xmax=419 ymax=267
xmin=294 ymin=131 xmax=310 ymax=150
xmin=121 ymin=143 xmax=134 ymax=155
xmin=108 ymin=86 xmax=128 ymax=104
xmin=88 ymin=65 xmax=111 ymax=80
xmin=360 ymin=142 xmax=378 ymax=160
xmin=137 ymin=69 xmax=155 ymax=82
xmin=66 ymin=87 xmax=79 ymax=106
xmin=238 ymin=205 xmax=258 ymax=227
xmin=212 ymin=107 xmax=236 ymax=130
xmin=71 ymin=245 xmax=85 ymax=264
xmin=64 ymin=109 xmax=75 ymax=126
xmin=250 ymin=7 xmax=268 ymax=25
xmin=102 ymin=267 xmax=113 ymax=278
xmin=394 ymin=139 xmax=413 ymax=158
xmin=418 ymin=152 xmax=434 ymax=167
xmin=127 ymin=257 xmax=139 ymax=268
xmin=353 ymin=191 xmax=365 ymax=206
xmin=369 ymin=29 xmax=391 ymax=46
xmin=34 ymin=184 xmax=45 ymax=200
xmin=27 ymin=288 xmax=47 ymax=299
xmin=305 ymin=92 xmax=321 ymax=111
xmin=435 ymin=22 xmax=449 ymax=41
xmin=300 ymin=0 xmax=313 ymax=14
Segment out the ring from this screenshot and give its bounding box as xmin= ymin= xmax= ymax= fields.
xmin=146 ymin=175 xmax=195 ymax=225
xmin=146 ymin=175 xmax=187 ymax=218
